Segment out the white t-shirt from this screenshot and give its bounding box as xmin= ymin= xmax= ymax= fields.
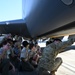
xmin=6 ymin=50 xmax=11 ymax=59
xmin=20 ymin=47 xmax=28 ymax=59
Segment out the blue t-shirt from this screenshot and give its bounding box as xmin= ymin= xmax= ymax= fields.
xmin=0 ymin=48 xmax=3 ymax=55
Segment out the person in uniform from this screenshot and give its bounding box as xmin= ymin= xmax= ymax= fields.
xmin=37 ymin=36 xmax=75 ymax=75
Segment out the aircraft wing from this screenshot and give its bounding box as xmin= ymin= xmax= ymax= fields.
xmin=0 ymin=0 xmax=75 ymax=38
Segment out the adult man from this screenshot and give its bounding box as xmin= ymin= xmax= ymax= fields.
xmin=37 ymin=36 xmax=75 ymax=75
xmin=0 ymin=39 xmax=15 ymax=75
xmin=20 ymin=41 xmax=34 ymax=71
xmin=29 ymin=43 xmax=39 ymax=68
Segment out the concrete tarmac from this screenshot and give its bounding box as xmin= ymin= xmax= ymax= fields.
xmin=56 ymin=50 xmax=75 ymax=75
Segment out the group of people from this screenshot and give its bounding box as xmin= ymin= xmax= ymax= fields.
xmin=0 ymin=34 xmax=41 ymax=75
xmin=0 ymin=34 xmax=75 ymax=75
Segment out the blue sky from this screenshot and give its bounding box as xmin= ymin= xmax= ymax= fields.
xmin=0 ymin=0 xmax=38 ymax=22
xmin=0 ymin=0 xmax=22 ymax=22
